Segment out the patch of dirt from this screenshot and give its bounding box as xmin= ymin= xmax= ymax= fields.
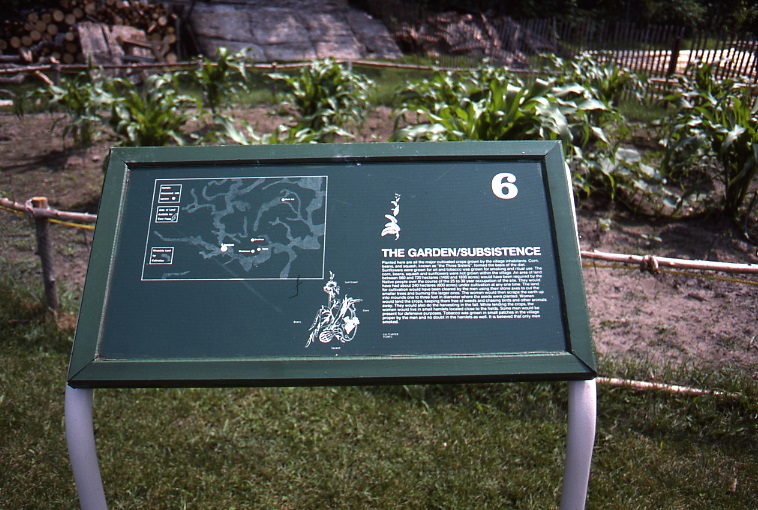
xmin=577 ymin=204 xmax=758 ymax=375
xmin=1 ymin=110 xmax=756 ymax=376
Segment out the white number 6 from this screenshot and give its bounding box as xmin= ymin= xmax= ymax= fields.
xmin=492 ymin=173 xmax=518 ymax=200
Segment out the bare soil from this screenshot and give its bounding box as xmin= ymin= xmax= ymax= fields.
xmin=1 ymin=109 xmax=756 ymax=376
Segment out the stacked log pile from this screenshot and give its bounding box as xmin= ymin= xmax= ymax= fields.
xmin=0 ymin=0 xmax=178 ymax=64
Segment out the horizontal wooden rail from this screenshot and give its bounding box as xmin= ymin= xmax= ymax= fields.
xmin=596 ymin=376 xmax=736 ymax=397
xmin=3 ymin=195 xmax=757 ymax=275
xmin=0 ymin=196 xmax=97 ymax=224
xmin=0 ymin=58 xmax=488 ymax=76
xmin=581 ymin=249 xmax=758 ymax=275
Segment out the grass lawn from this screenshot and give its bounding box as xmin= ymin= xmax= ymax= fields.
xmin=0 ymin=266 xmax=756 ymax=509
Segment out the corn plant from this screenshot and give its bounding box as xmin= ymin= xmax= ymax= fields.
xmin=105 ymin=73 xmax=198 ymax=147
xmin=268 ymin=59 xmax=374 ymax=141
xmin=394 ymin=76 xmax=572 ymax=145
xmin=394 ymin=70 xmax=485 ymax=124
xmin=392 ymin=64 xmax=618 ymax=152
xmin=184 ymin=47 xmax=250 ymax=117
xmin=15 ymin=68 xmax=109 ymax=147
xmin=395 ymin=67 xmax=566 ymax=143
xmin=660 ymin=63 xmax=758 ymax=222
xmin=393 ymin=61 xmax=669 ymax=206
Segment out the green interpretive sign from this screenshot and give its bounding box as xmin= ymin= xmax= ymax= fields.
xmin=67 ymin=141 xmax=596 ymax=387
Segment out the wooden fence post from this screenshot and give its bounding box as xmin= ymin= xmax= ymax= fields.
xmin=667 ymin=35 xmax=682 ymax=77
xmin=271 ymin=61 xmax=277 ymax=100
xmin=31 ymin=196 xmax=59 ymax=311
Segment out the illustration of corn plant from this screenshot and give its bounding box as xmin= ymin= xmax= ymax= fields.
xmin=381 ymin=193 xmax=401 ymax=240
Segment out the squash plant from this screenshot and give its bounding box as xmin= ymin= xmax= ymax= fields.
xmin=221 ymin=117 xmax=331 ymax=145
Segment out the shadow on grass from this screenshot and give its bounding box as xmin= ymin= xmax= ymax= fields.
xmin=0 ymin=275 xmax=73 ymax=355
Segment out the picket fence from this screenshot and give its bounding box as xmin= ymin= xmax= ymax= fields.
xmin=365 ymin=2 xmax=757 ymax=96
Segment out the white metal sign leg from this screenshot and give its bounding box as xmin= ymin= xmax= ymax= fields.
xmin=560 ymin=379 xmax=597 ymax=510
xmin=65 ymin=385 xmax=108 ymax=510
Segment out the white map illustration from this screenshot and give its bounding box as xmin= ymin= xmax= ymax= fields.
xmin=381 ymin=193 xmax=401 ymax=240
xmin=142 ymin=176 xmax=327 ymax=281
xmin=306 ymin=272 xmax=362 ymax=348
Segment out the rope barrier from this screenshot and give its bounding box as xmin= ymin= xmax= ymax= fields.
xmin=0 ymin=202 xmax=25 ymax=217
xmin=48 ymin=218 xmax=96 ymax=231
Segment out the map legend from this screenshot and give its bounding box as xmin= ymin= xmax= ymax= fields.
xmin=157 ymin=184 xmax=182 ymax=203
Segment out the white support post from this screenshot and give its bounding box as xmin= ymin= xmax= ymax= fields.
xmin=65 ymin=385 xmax=108 ymax=510
xmin=560 ymin=379 xmax=597 ymax=510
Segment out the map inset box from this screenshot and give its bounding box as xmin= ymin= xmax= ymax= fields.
xmin=149 ymin=247 xmax=174 ymax=265
xmin=158 ymin=184 xmax=182 ymax=203
xmin=155 ymin=206 xmax=180 ymax=223
xmin=141 ymin=176 xmax=328 ymax=281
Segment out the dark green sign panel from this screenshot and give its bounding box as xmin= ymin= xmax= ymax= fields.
xmin=68 ymin=141 xmax=595 ymax=387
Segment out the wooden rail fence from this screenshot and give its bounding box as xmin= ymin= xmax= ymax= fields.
xmin=0 ymin=196 xmax=95 ymax=311
xmin=2 ymin=195 xmax=756 ymax=312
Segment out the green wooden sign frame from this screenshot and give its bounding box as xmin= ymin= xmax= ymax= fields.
xmin=68 ymin=141 xmax=595 ymax=388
